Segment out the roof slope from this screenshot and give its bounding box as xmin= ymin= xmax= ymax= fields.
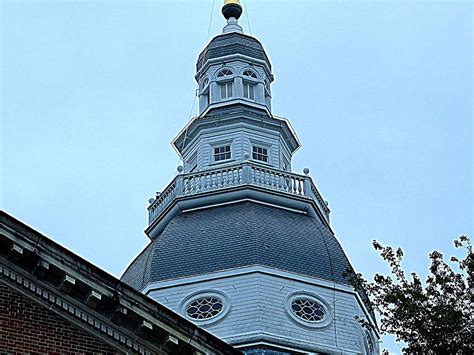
xmin=122 ymin=201 xmax=352 ymax=291
xmin=196 ymin=32 xmax=271 ymax=73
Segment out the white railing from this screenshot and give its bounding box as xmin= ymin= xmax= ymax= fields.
xmin=148 ymin=162 xmax=329 ymax=224
xmin=183 ymin=164 xmax=244 ymax=195
xmin=148 ymin=180 xmax=177 ymax=223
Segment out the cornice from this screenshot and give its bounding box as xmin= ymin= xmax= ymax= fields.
xmin=0 ymin=212 xmax=240 ymax=355
xmin=172 ymin=104 xmax=300 ymax=156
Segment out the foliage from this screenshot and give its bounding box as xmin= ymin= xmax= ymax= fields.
xmin=346 ymin=235 xmax=473 ymax=353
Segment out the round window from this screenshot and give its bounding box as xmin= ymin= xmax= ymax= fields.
xmin=180 ymin=290 xmax=230 ymax=325
xmin=290 ymin=298 xmax=326 ymax=322
xmin=186 ymin=297 xmax=224 ymax=320
xmin=286 ymin=292 xmax=331 ymax=328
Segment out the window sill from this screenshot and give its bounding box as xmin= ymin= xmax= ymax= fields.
xmin=209 ymin=159 xmax=236 ymax=166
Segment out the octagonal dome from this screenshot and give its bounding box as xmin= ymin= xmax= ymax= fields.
xmin=196 ymin=32 xmax=272 ymax=75
xmin=121 ymin=201 xmax=352 ymax=292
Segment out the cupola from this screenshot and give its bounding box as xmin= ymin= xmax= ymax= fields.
xmin=196 ymin=0 xmax=273 ymax=115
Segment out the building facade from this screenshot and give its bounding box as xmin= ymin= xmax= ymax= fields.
xmin=122 ymin=1 xmax=379 ymax=354
xmin=0 ymin=211 xmax=238 ymax=354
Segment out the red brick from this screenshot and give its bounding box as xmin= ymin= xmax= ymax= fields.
xmin=0 ymin=283 xmax=120 ymax=353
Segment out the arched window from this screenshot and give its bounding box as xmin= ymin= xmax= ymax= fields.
xmin=217 ymin=69 xmax=233 ymax=77
xmin=243 ymin=69 xmax=257 ymax=78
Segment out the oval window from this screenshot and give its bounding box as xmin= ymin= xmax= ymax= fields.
xmin=290 ymin=298 xmax=326 ymax=322
xmin=186 ymin=297 xmax=224 ymax=320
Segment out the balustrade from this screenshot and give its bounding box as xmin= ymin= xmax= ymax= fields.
xmin=148 ymin=162 xmax=328 ymax=225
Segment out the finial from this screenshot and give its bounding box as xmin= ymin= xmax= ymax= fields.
xmin=177 ymin=165 xmax=184 ymax=173
xmin=222 ymin=0 xmax=242 ymax=21
xmin=303 ymin=168 xmax=310 ymax=175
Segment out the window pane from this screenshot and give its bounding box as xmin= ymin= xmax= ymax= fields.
xmin=214 ymin=145 xmax=231 ymax=162
xmin=252 ymin=146 xmax=268 ymax=162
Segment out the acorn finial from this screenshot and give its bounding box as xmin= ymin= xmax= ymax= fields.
xmin=222 ymin=0 xmax=242 ymax=20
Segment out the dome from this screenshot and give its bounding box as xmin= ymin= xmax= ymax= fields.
xmin=121 ymin=201 xmax=352 ymax=292
xmin=196 ymin=32 xmax=272 ymax=74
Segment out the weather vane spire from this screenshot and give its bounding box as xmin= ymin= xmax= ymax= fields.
xmin=222 ymin=0 xmax=243 ymax=21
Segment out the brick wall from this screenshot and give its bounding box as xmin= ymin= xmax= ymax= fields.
xmin=0 ymin=282 xmax=119 ymax=353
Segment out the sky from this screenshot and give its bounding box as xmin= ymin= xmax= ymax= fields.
xmin=1 ymin=0 xmax=472 ymax=353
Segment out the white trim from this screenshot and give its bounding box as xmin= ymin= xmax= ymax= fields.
xmin=199 ymin=98 xmax=271 ymax=118
xmin=178 ymin=289 xmax=231 ymax=326
xmin=143 ymin=265 xmax=379 ymax=337
xmin=233 ymin=341 xmax=306 ymax=353
xmin=144 ymin=266 xmax=352 ymax=294
xmin=181 ymin=198 xmax=306 ymax=216
xmin=285 ymin=291 xmax=332 ymax=329
xmin=196 ymin=53 xmax=272 ymax=81
xmin=223 ymin=331 xmax=359 ymax=354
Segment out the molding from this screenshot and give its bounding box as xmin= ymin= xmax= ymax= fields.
xmin=0 ymin=262 xmax=148 ymax=353
xmin=199 ymin=100 xmax=271 ymax=123
xmin=0 ymin=213 xmax=239 ymax=355
xmin=143 ymin=266 xmax=354 ymax=295
xmin=145 ymin=183 xmax=332 ymax=239
xmin=222 ymin=330 xmax=359 ymax=354
xmin=196 ymin=53 xmax=272 ymax=81
xmin=143 ymin=265 xmax=379 ymax=338
xmin=172 ymin=104 xmax=300 ymax=157
xmin=181 ymin=198 xmax=307 ymax=216
xmin=178 ymin=289 xmax=231 ymax=327
xmin=284 ymin=291 xmax=333 ymax=329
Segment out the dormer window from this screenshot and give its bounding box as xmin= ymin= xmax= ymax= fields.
xmin=217 ymin=69 xmax=233 ymax=77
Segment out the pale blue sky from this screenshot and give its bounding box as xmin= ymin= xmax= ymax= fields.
xmin=1 ymin=0 xmax=472 ymax=353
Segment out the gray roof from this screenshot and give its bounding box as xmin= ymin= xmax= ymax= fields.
xmin=196 ymin=32 xmax=271 ymax=73
xmin=121 ymin=201 xmax=353 ymax=291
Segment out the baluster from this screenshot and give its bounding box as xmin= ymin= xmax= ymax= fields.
xmin=184 ymin=178 xmax=189 ymax=194
xmin=298 ymin=179 xmax=303 ymax=195
xmin=197 ymin=175 xmax=202 ymax=192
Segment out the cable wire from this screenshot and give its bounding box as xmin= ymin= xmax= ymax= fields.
xmin=242 ymin=0 xmax=252 ymax=35
xmin=206 ymin=0 xmax=216 ymax=41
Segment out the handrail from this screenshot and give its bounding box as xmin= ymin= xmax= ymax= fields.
xmin=148 ymin=162 xmax=329 ymax=225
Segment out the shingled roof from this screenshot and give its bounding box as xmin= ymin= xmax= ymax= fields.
xmin=196 ymin=32 xmax=271 ymax=73
xmin=122 ymin=201 xmax=352 ymax=291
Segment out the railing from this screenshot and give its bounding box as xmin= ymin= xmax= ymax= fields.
xmin=148 ymin=162 xmax=330 ymax=224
